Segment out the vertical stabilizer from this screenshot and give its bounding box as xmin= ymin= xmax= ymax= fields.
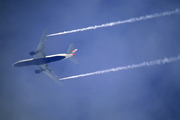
xmin=67 ymin=44 xmax=74 ymax=54
xmin=66 ymin=44 xmax=79 ymax=64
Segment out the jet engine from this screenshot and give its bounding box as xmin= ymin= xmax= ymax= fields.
xmin=29 ymin=51 xmax=36 ymax=56
xmin=35 ymin=70 xmax=42 ymax=74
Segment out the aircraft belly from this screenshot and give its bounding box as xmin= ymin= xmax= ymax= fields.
xmin=33 ymin=56 xmax=65 ymax=65
xmin=46 ymin=56 xmax=66 ymax=63
xmin=13 ymin=60 xmax=33 ymax=67
xmin=13 ymin=56 xmax=65 ymax=67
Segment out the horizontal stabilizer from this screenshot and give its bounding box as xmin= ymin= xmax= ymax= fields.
xmin=69 ymin=56 xmax=79 ymax=64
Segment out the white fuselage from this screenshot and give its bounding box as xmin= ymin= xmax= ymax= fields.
xmin=13 ymin=53 xmax=73 ymax=67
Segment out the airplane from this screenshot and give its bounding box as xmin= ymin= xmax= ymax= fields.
xmin=13 ymin=29 xmax=78 ymax=84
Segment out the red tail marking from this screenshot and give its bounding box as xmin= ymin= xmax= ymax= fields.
xmin=72 ymin=49 xmax=77 ymax=53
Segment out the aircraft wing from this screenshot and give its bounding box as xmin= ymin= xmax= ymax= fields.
xmin=38 ymin=64 xmax=62 ymax=85
xmin=34 ymin=29 xmax=47 ymax=59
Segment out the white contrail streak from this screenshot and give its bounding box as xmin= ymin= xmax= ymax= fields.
xmin=59 ymin=55 xmax=180 ymax=80
xmin=48 ymin=9 xmax=179 ymax=37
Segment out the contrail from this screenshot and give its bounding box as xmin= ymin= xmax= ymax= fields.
xmin=48 ymin=9 xmax=179 ymax=37
xmin=59 ymin=55 xmax=180 ymax=80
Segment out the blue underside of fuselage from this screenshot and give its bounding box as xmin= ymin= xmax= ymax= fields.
xmin=14 ymin=56 xmax=65 ymax=67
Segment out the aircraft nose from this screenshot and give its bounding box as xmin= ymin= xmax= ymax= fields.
xmin=12 ymin=62 xmax=20 ymax=67
xmin=12 ymin=63 xmax=17 ymax=67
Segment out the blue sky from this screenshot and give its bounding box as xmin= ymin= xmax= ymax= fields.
xmin=1 ymin=0 xmax=180 ymax=120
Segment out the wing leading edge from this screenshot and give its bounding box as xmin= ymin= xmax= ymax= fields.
xmin=34 ymin=29 xmax=47 ymax=59
xmin=34 ymin=29 xmax=62 ymax=85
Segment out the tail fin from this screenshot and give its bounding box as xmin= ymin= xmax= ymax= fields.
xmin=67 ymin=44 xmax=79 ymax=64
xmin=67 ymin=44 xmax=74 ymax=54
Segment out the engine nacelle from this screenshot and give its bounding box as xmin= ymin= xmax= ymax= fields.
xmin=29 ymin=51 xmax=36 ymax=56
xmin=35 ymin=70 xmax=42 ymax=74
